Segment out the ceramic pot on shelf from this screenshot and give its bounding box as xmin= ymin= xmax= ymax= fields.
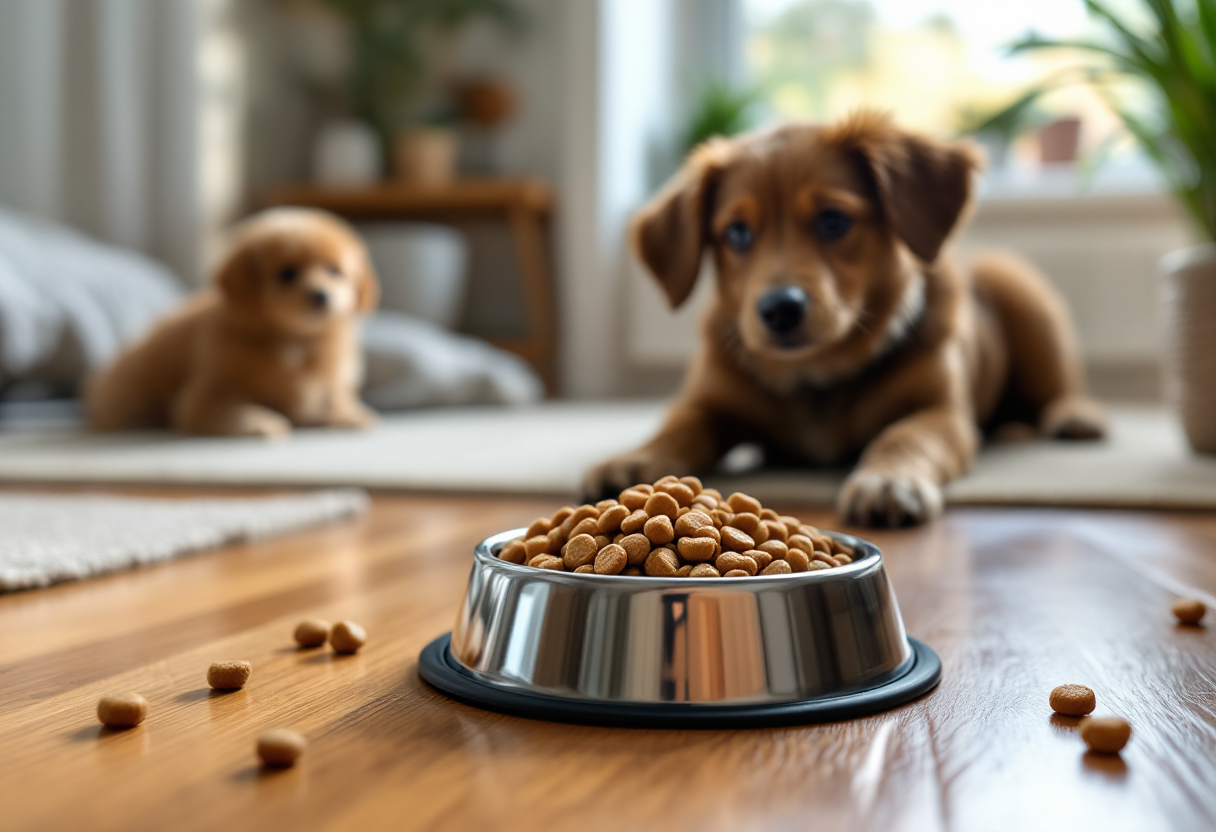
xmin=1162 ymin=242 xmax=1216 ymax=453
xmin=394 ymin=127 xmax=459 ymax=186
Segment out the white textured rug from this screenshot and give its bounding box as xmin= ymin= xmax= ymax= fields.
xmin=0 ymin=402 xmax=1214 ymax=510
xmin=0 ymin=490 xmax=368 ymax=591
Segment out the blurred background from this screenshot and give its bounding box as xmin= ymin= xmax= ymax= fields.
xmin=0 ymin=0 xmax=1201 ymax=409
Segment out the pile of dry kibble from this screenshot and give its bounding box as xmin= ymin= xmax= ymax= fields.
xmin=498 ymin=476 xmax=854 ymax=578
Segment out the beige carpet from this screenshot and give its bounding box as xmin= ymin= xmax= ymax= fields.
xmin=0 ymin=490 xmax=368 ymax=591
xmin=0 ymin=402 xmax=1214 ymax=510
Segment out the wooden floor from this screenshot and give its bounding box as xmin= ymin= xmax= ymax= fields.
xmin=3 ymin=491 xmax=1216 ymax=832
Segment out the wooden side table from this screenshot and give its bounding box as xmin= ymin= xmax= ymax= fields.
xmin=266 ymin=177 xmax=557 ymax=392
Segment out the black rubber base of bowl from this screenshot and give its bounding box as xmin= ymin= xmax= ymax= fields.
xmin=418 ymin=633 xmax=941 ymax=729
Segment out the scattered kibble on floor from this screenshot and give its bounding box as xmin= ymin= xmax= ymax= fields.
xmin=1049 ymin=684 xmax=1096 ymax=717
xmin=207 ymin=660 xmax=252 ymax=691
xmin=329 ymin=620 xmax=367 ymax=654
xmin=1171 ymin=597 xmax=1207 ymax=625
xmin=256 ymin=729 xmax=305 ymax=767
xmin=1080 ymin=715 xmax=1132 ymax=754
xmin=293 ymin=619 xmax=332 ymax=648
xmin=96 ymin=693 xmax=148 ymax=728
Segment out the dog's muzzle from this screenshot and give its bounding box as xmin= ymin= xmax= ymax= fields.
xmin=757 ymin=286 xmax=808 ymax=337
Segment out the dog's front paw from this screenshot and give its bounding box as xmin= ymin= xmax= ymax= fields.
xmin=837 ymin=469 xmax=943 ymax=528
xmin=328 ymin=402 xmax=378 ymax=430
xmin=582 ymin=449 xmax=693 ymax=501
xmin=236 ymin=408 xmax=292 ymax=439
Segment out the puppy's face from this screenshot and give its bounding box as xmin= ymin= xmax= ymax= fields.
xmin=216 ymin=209 xmax=378 ymax=335
xmin=633 ymin=112 xmax=976 ymax=369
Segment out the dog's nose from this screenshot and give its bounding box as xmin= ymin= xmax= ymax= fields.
xmin=308 ymin=290 xmax=329 ymax=311
xmin=757 ymin=286 xmax=808 ymax=336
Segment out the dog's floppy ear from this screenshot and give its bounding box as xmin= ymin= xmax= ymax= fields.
xmin=828 ymin=111 xmax=979 ymax=264
xmin=629 ymin=140 xmax=730 ymax=309
xmin=214 ymin=232 xmax=261 ymax=307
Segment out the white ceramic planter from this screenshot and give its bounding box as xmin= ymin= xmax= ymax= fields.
xmin=1162 ymin=242 xmax=1216 ymax=453
xmin=359 ymin=223 xmax=468 ymax=329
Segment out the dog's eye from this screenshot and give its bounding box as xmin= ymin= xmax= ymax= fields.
xmin=278 ymin=266 xmax=299 ymax=284
xmin=325 ymin=264 xmax=341 ymax=277
xmin=814 ymin=208 xmax=852 ymax=241
xmin=723 ymin=220 xmax=753 ymax=253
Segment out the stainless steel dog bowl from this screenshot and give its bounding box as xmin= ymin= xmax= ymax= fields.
xmin=419 ymin=528 xmax=940 ymax=727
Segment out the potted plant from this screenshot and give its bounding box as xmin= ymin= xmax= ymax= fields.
xmin=312 ymin=0 xmax=523 ymax=183
xmin=683 ymin=80 xmax=760 ymax=153
xmin=1000 ymin=0 xmax=1216 ymax=452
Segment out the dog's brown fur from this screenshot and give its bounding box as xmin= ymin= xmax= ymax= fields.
xmin=585 ymin=112 xmax=1105 ymax=526
xmin=87 ymin=208 xmax=379 ymax=437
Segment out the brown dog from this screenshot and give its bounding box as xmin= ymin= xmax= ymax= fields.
xmin=584 ymin=111 xmax=1105 ymax=527
xmin=87 ymin=208 xmax=379 ymax=437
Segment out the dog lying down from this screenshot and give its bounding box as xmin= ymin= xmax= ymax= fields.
xmin=88 ymin=208 xmax=379 ymax=437
xmin=584 ymin=111 xmax=1106 ymax=527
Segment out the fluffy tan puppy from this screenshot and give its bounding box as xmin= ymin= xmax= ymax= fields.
xmin=88 ymin=208 xmax=379 ymax=437
xmin=585 ymin=112 xmax=1106 ymax=527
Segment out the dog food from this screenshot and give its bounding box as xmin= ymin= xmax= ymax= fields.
xmin=1079 ymin=716 xmax=1132 ymax=754
xmin=207 ymin=661 xmax=253 ymax=691
xmin=499 ymin=479 xmax=854 ymax=577
xmin=1171 ymin=598 xmax=1207 ymax=625
xmin=1049 ymin=684 xmax=1096 ymax=717
xmin=293 ymin=619 xmax=332 ymax=648
xmin=329 ymin=620 xmax=367 ymax=654
xmin=256 ymin=729 xmax=306 ymax=767
xmin=96 ymin=693 xmax=148 ymax=728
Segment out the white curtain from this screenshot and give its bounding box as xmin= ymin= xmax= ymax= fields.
xmin=0 ymin=0 xmax=203 ymax=284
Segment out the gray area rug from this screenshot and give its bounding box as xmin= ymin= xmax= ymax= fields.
xmin=0 ymin=489 xmax=368 ymax=591
xmin=0 ymin=402 xmax=1213 ymax=510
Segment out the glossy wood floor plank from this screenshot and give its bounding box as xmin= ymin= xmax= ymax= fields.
xmin=2 ymin=491 xmax=1215 ymax=832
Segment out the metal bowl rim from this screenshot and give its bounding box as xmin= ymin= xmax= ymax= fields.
xmin=476 ymin=526 xmax=882 ymax=587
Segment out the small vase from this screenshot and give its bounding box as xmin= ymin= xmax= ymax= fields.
xmin=394 ymin=127 xmax=458 ymax=186
xmin=1161 ymin=243 xmax=1216 ymax=453
xmin=311 ymin=120 xmax=381 ymax=185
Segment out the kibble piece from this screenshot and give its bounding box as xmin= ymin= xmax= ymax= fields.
xmin=569 ymin=517 xmax=600 ymax=538
xmin=207 ymin=660 xmax=253 ymax=691
xmin=620 ymin=509 xmax=649 ymax=534
xmin=656 ymin=481 xmax=695 ymax=507
xmin=723 ymin=569 xmax=750 ymax=578
xmin=711 ymin=509 xmax=734 ymax=528
xmin=758 ymin=539 xmax=788 ymax=558
xmin=761 ymin=559 xmax=792 ymax=576
xmin=678 ymin=536 xmax=718 ymax=562
xmin=620 ymin=533 xmax=651 ymax=565
xmin=690 ymin=564 xmax=721 ymax=578
xmin=644 ymin=514 xmax=675 ymax=545
xmin=1171 ymin=598 xmax=1207 ymax=625
xmin=620 ymin=489 xmax=649 ymax=511
xmin=693 ymin=524 xmax=721 ymax=544
xmin=257 ymin=729 xmax=306 ymax=767
xmin=835 ymin=554 xmax=853 ymax=564
xmin=785 ymin=549 xmax=811 ymax=572
xmin=330 ymin=620 xmax=368 ymax=654
xmin=533 ymin=556 xmax=564 ymax=571
xmin=721 ymin=527 xmax=755 ymax=553
xmin=595 ymin=498 xmax=619 ymax=511
xmin=562 ymin=534 xmax=599 ymax=569
xmin=559 ymin=505 xmax=598 ymax=536
xmin=812 ymin=551 xmax=840 ymax=567
xmin=675 ymin=564 xmax=693 ymax=577
xmin=526 ymin=517 xmax=553 ymax=539
xmin=692 ymin=494 xmax=719 ymax=511
xmin=574 ymin=564 xmax=595 ymax=573
xmin=597 ymin=504 xmax=631 ymax=534
xmin=499 ymin=539 xmax=527 ymax=564
xmin=762 ymin=520 xmax=789 ymax=543
xmin=751 ymin=522 xmax=770 ymax=545
xmin=759 ymin=508 xmax=779 ymax=521
xmin=594 ymin=544 xmax=628 ymax=575
xmin=644 ymin=549 xmax=680 ymax=577
xmin=717 ymin=552 xmax=758 ymax=576
xmin=97 ymin=693 xmax=148 ymax=728
xmin=644 ymin=492 xmax=680 ymax=520
xmin=730 ymin=512 xmax=761 ymax=536
xmin=546 ymin=526 xmax=568 ymax=551
xmin=807 ymin=561 xmax=831 ymax=571
xmin=726 ymin=492 xmax=762 ymax=515
xmin=1080 ymin=716 xmax=1131 ymax=754
xmin=679 ymin=476 xmax=703 ymax=496
xmin=674 ymin=510 xmax=714 ymax=538
xmin=1049 ymin=684 xmax=1096 ymax=717
xmin=623 ymin=567 xmax=643 ymax=576
xmin=779 ymin=515 xmax=802 ymax=534
xmin=293 ymin=619 xmax=331 ymax=648
xmin=525 ymin=535 xmax=553 ymax=559
xmin=551 ymin=506 xmax=574 ymax=525
xmin=594 ymin=534 xmax=612 ymax=550
xmin=743 ymin=549 xmax=773 ymax=570
xmin=634 ymin=483 xmax=655 ymax=495
xmin=654 ymin=475 xmax=679 ymax=485
xmin=787 ymin=534 xmax=814 ymax=554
